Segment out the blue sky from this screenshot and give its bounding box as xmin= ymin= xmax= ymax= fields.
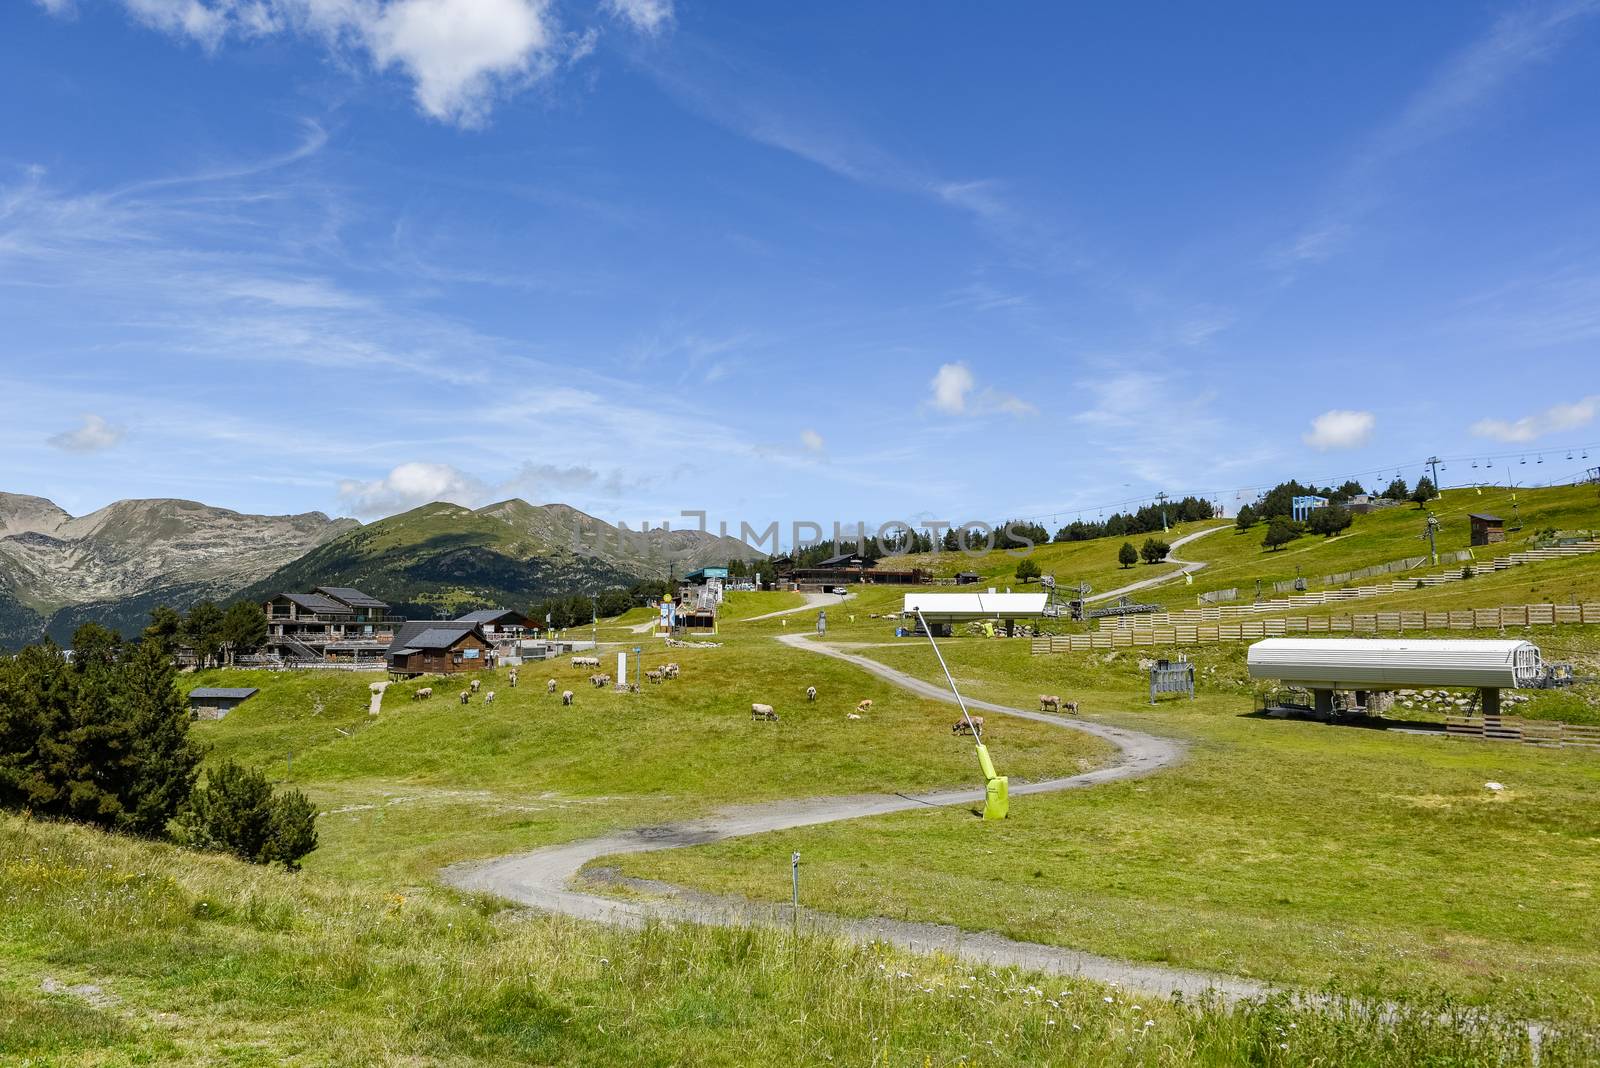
xmin=3 ymin=0 xmax=1598 ymax=536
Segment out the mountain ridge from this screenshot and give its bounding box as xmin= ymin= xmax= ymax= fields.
xmin=0 ymin=492 xmax=761 ymax=646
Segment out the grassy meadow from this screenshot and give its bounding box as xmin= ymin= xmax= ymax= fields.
xmin=6 ymin=481 xmax=1600 ymax=1062
xmin=182 ymin=631 xmax=1109 ymax=886
xmin=13 ymin=814 xmax=1596 ymax=1066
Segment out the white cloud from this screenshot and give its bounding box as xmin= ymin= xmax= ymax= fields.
xmin=800 ymin=429 xmax=824 ymax=453
xmin=32 ymin=0 xmax=76 ymax=15
xmin=605 ymin=0 xmax=671 ymax=34
xmin=34 ymin=0 xmax=588 ymax=126
xmin=928 ymin=362 xmax=1035 ymax=418
xmin=337 ymin=461 xmax=487 ymax=516
xmin=1471 ymin=395 xmax=1598 ymax=443
xmin=47 ymin=414 xmax=126 ymax=453
xmin=366 ymin=0 xmax=553 ymax=125
xmin=930 ymin=363 xmax=974 ymax=414
xmin=1303 ymin=409 xmax=1376 ymax=450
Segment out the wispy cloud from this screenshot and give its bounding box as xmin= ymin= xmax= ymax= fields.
xmin=1472 ymin=395 xmax=1598 ymax=442
xmin=605 ymin=0 xmax=672 ymax=35
xmin=800 ymin=429 xmax=824 ymax=454
xmin=47 ymin=414 xmax=125 ymax=453
xmin=639 ymin=38 xmax=1016 ymax=232
xmin=1280 ymin=0 xmax=1600 ymax=266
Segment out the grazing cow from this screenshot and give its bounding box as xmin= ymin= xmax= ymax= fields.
xmin=484 ymin=691 xmax=496 ymax=705
xmin=952 ymin=716 xmax=985 ymax=736
xmin=546 ymin=678 xmax=558 ymax=694
xmin=855 ymin=699 xmax=873 ymax=714
xmin=562 ymin=690 xmax=575 ymax=706
xmin=806 ymin=686 xmax=817 ymax=702
xmin=645 ymin=670 xmax=663 ymax=683
xmin=571 ymin=656 xmax=599 ymax=668
xmin=459 ymin=690 xmax=470 ymax=705
xmin=508 ymin=670 xmax=518 ymax=688
xmin=1063 ymin=700 xmax=1079 ymax=715
xmin=660 ymin=662 xmax=680 ymax=679
xmin=846 ymin=712 xmax=861 ymax=720
xmin=1039 ymin=695 xmax=1061 ymax=712
xmin=413 ymin=687 xmax=433 ymax=701
xmin=589 ymin=673 xmax=611 ymax=688
xmin=751 ymin=703 xmax=778 ymax=721
xmin=470 ymin=679 xmax=481 ymax=694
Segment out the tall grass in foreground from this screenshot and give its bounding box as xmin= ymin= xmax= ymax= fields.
xmin=4 ymin=815 xmax=1597 ymax=1066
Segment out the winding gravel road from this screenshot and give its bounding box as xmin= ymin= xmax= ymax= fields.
xmin=439 ymin=633 xmax=1274 ymax=999
xmin=1083 ymin=522 xmax=1228 ymax=604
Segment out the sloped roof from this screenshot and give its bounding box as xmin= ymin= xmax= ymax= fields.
xmin=277 ymin=592 xmax=347 ymax=613
xmin=1467 ymin=513 xmax=1504 ymax=522
xmin=188 ymin=687 xmax=258 ymax=701
xmin=316 ymin=586 xmax=389 ymax=608
xmin=817 ymin=551 xmax=871 ymax=567
xmin=387 ymin=621 xmax=482 ymax=654
xmin=456 ymin=608 xmax=532 ymax=627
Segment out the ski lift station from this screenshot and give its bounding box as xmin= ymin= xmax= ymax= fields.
xmin=1247 ymin=637 xmax=1545 ymax=717
xmin=902 ymin=591 xmax=1049 ymax=636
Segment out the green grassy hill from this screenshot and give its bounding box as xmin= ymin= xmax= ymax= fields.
xmin=235 ymin=499 xmax=762 ymax=620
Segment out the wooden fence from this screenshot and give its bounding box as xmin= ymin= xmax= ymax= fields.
xmin=1445 ymin=715 xmax=1600 ymax=750
xmin=1031 ymin=602 xmax=1600 ymax=655
xmin=1167 ymin=539 xmax=1600 ymax=628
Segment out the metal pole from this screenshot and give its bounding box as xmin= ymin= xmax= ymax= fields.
xmin=790 ymin=851 xmax=801 ymax=937
xmin=914 ymin=609 xmax=980 ymax=739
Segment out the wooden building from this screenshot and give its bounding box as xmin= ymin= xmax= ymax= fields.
xmin=1469 ymin=513 xmax=1506 ymax=547
xmin=386 ymin=622 xmax=495 ymax=676
xmin=455 ymin=608 xmax=535 ymax=638
xmin=262 ymin=586 xmax=399 ymax=662
xmin=775 ymin=551 xmax=928 ymax=590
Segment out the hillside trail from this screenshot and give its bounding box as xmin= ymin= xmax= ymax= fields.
xmin=440 ymin=635 xmax=1309 ymax=1001
xmin=1083 ymin=523 xmax=1229 ymax=604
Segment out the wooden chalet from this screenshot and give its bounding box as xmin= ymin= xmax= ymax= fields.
xmin=774 ymin=550 xmax=928 ymax=590
xmin=1469 ymin=513 xmax=1506 ymax=546
xmin=386 ymin=621 xmax=495 ymax=676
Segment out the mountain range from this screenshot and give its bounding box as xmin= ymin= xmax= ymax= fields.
xmin=0 ymin=492 xmax=758 ymax=648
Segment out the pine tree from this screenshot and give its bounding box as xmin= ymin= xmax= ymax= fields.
xmin=1234 ymin=503 xmax=1257 ymax=531
xmin=1014 ymin=558 xmax=1042 ymax=583
xmin=183 ymin=601 xmax=226 ymax=668
xmin=1410 ymin=477 xmax=1436 ymax=507
xmin=1118 ymin=542 xmax=1138 ymax=568
xmin=220 ymin=601 xmax=268 ymax=666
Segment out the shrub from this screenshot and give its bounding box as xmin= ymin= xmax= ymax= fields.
xmin=181 ymin=760 xmax=318 ymax=871
xmin=1263 ymin=517 xmax=1302 ymax=551
xmin=1014 ymin=558 xmax=1041 ymax=583
xmin=1140 ymin=537 xmax=1171 ymax=564
xmin=1118 ymin=542 xmax=1138 ymax=568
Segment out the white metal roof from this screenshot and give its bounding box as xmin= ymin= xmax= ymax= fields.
xmin=902 ymin=592 xmax=1049 ymax=622
xmin=1246 ymin=637 xmax=1543 ymax=689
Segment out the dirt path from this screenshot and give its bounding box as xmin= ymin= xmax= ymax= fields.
xmin=1083 ymin=523 xmax=1228 ymax=604
xmin=737 ymin=590 xmax=853 ymax=622
xmin=438 ymin=635 xmax=1290 ymax=1000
